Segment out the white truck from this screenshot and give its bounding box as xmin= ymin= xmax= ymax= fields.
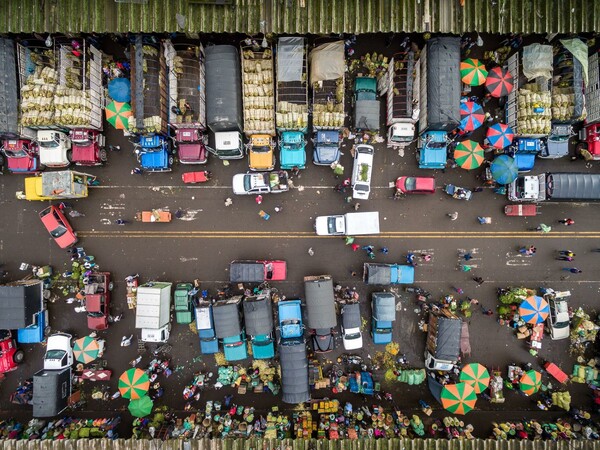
xmin=315 ymin=211 xmax=380 ymax=236
xmin=135 ymin=282 xmax=172 ymax=343
xmin=43 ymin=333 xmax=73 ymax=370
xmin=380 ymin=51 xmax=419 ymax=154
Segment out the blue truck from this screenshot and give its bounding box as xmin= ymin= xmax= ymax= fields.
xmin=243 ymin=291 xmax=275 ymax=359
xmin=278 ymin=299 xmax=304 ymax=340
xmin=0 ymin=280 xmax=49 ymax=344
xmin=213 ymin=296 xmax=247 ymax=361
xmin=371 ymin=292 xmax=396 ymax=345
xmin=136 ymin=135 xmax=172 ymax=172
xmin=194 ymin=300 xmax=219 ymax=355
xmin=512 ymin=138 xmax=542 ymax=172
xmin=313 ymin=130 xmax=341 ymax=166
xmin=363 ymin=263 xmax=415 ymax=285
xmin=279 ymin=130 xmax=306 ymax=169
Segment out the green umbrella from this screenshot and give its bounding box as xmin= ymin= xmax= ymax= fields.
xmin=105 ymin=101 xmax=132 ymax=130
xmin=128 ymin=395 xmax=154 ymax=417
xmin=454 ymin=140 xmax=485 ymax=170
xmin=118 ymin=368 xmax=150 ymax=400
xmin=459 ymin=363 xmax=490 ymax=394
xmin=519 ymin=370 xmax=542 ymax=396
xmin=440 ymin=382 xmax=477 ymax=415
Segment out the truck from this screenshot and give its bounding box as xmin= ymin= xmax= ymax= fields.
xmin=0 ymin=279 xmax=49 ymax=345
xmin=174 ymin=283 xmax=193 ymax=324
xmin=424 ymin=311 xmax=462 ymax=371
xmin=164 ymin=41 xmax=208 ymax=165
xmin=505 ymin=44 xmax=553 ymax=170
xmin=85 ymin=272 xmax=112 ymax=331
xmin=17 ymin=170 xmax=95 ymax=201
xmin=279 ymin=338 xmax=310 ymax=404
xmin=371 ymin=292 xmax=396 ymax=345
xmin=0 ymin=37 xmax=40 ymax=174
xmin=314 ymin=211 xmax=380 ymax=236
xmin=363 ymin=263 xmax=415 ymax=285
xmin=313 ymin=130 xmax=341 ymax=166
xmin=135 ymin=282 xmax=172 ymax=343
xmin=0 ymin=331 xmax=24 ymax=374
xmin=304 ymin=275 xmax=336 ymax=353
xmin=241 ymin=45 xmax=276 ymax=171
xmin=353 ymin=77 xmax=380 ymax=132
xmin=232 ymin=171 xmax=289 ymax=195
xmin=43 ymin=333 xmax=73 ymax=370
xmin=276 ymin=37 xmax=308 ymax=170
xmin=278 ymin=299 xmax=304 ymax=340
xmin=213 ymin=296 xmax=247 ymax=362
xmin=243 ymin=291 xmax=275 ymax=359
xmin=205 ymin=45 xmax=244 ymax=160
xmin=33 ymin=367 xmax=71 ymax=418
xmin=508 ymin=172 xmax=600 ymax=202
xmin=229 ymin=260 xmax=287 ymax=282
xmin=417 ymin=37 xmax=461 ymax=169
xmin=380 ymin=51 xmax=419 ymax=153
xmin=130 ymin=35 xmax=171 ymax=172
xmin=578 ymin=48 xmax=600 ymax=159
xmin=194 ymin=300 xmax=219 ymax=355
xmin=351 ymin=144 xmax=374 ymax=200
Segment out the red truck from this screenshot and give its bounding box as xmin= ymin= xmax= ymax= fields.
xmin=70 ymin=129 xmax=106 ymax=166
xmin=0 ymin=330 xmax=24 ymax=375
xmin=229 ymin=260 xmax=287 ymax=283
xmin=86 ymin=272 xmax=112 ymax=330
xmin=1 ymin=139 xmax=41 ymax=174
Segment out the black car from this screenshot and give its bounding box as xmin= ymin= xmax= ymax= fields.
xmin=311 ymin=328 xmax=335 ymax=353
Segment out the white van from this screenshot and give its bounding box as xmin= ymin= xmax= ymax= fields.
xmin=351 ymin=144 xmax=374 ymax=200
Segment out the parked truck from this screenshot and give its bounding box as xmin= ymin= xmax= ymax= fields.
xmin=371 ymin=292 xmax=396 ymax=345
xmin=313 ymin=130 xmax=341 ymax=166
xmin=243 ymin=291 xmax=275 ymax=359
xmin=508 ymin=172 xmax=600 ymax=202
xmin=276 ymin=37 xmax=308 ymax=170
xmin=0 ymin=279 xmax=49 ymax=345
xmin=135 ymin=282 xmax=172 ymax=343
xmin=130 ymin=35 xmax=171 ymax=172
xmin=363 ymin=263 xmax=415 ymax=285
xmin=230 ymin=260 xmax=287 ymax=282
xmin=17 ymin=170 xmax=95 ymax=201
xmin=304 ymin=275 xmax=337 ymax=353
xmin=165 ymin=41 xmax=208 ymax=164
xmin=205 ymin=45 xmax=244 ymax=160
xmin=578 ymin=48 xmax=600 ymax=159
xmin=241 ymin=45 xmax=276 ymax=171
xmin=174 ymin=282 xmax=193 ymax=324
xmin=380 ymin=51 xmax=419 ymax=154
xmin=278 ymin=299 xmax=304 ymax=340
xmin=279 ymin=338 xmax=309 ymax=404
xmin=33 ymin=367 xmax=71 ymax=418
xmin=213 ymin=296 xmax=247 ymax=361
xmin=417 ymin=37 xmax=461 ymax=169
xmin=353 ymin=77 xmax=380 ymax=132
xmin=0 ymin=37 xmax=40 ymax=174
xmin=194 ymin=300 xmax=219 ymax=354
xmin=424 ymin=311 xmax=462 ymax=371
xmin=315 ymin=211 xmax=380 ymax=236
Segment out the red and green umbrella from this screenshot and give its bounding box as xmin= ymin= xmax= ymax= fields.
xmin=73 ymin=336 xmax=100 ymax=364
xmin=486 ymin=66 xmax=514 ymax=98
xmin=105 ymin=101 xmax=132 ymax=130
xmin=128 ymin=395 xmax=154 ymax=417
xmin=518 ymin=295 xmax=550 ymax=324
xmin=454 ymin=140 xmax=485 ymax=170
xmin=460 ymin=58 xmax=488 ymax=86
xmin=459 ymin=363 xmax=491 ymax=394
xmin=486 ymin=123 xmax=515 ymax=149
xmin=519 ymin=370 xmax=542 ymax=396
xmin=118 ymin=368 xmax=150 ymax=400
xmin=459 ymin=101 xmax=485 ymax=132
xmin=441 ymin=382 xmax=477 ymax=415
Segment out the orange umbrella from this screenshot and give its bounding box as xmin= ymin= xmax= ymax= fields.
xmin=118 ymin=368 xmax=150 ymax=400
xmin=105 ymin=101 xmax=132 ymax=130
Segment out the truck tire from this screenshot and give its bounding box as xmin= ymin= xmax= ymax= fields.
xmin=168 ymin=156 xmax=174 ymax=166
xmin=108 ymin=282 xmax=114 ymax=291
xmin=44 ymin=326 xmax=51 ymax=337
xmin=99 ymin=149 xmax=108 ymax=162
xmin=66 ymin=150 xmax=73 ymax=163
xmin=13 ymin=350 xmax=24 ymax=364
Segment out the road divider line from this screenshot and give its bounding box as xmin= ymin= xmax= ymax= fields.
xmin=77 ymin=233 xmax=600 ymax=239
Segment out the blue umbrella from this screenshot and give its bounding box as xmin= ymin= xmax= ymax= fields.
xmin=108 ymin=78 xmax=131 ymax=103
xmin=518 ymin=296 xmax=549 ymax=325
xmin=490 ymin=155 xmax=518 ymax=185
xmin=459 ymin=101 xmax=485 ymax=132
xmin=486 ymin=123 xmax=515 ymax=149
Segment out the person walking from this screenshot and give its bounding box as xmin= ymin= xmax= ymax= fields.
xmin=448 ymin=212 xmax=459 ymax=221
xmin=562 ymin=267 xmax=582 ymax=274
xmin=131 ymin=167 xmax=143 ymax=175
xmin=559 ymin=218 xmax=575 ymax=226
xmin=380 ymin=247 xmax=389 ymax=255
xmin=473 ymin=277 xmax=484 ymax=285
xmin=115 ymin=218 xmax=129 ymax=225
xmin=351 ymin=243 xmax=360 ymax=252
xmin=557 ymin=256 xmax=574 ymax=261
xmin=560 ymin=250 xmax=575 ymax=257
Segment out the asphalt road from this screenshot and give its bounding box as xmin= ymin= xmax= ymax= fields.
xmin=1 ymin=33 xmax=600 ymax=437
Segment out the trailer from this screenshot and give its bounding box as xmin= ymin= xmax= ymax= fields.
xmin=310 ymin=41 xmax=345 ymax=131
xmin=165 ymin=41 xmax=208 ymax=165
xmin=135 ymin=282 xmax=172 ymax=343
xmin=241 ymin=45 xmax=276 ymax=171
xmin=130 ymin=35 xmax=171 ymax=172
xmin=277 ymin=37 xmax=308 ymax=170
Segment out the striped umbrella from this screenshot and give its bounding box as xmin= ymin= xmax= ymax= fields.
xmin=454 ymin=140 xmax=485 ymax=170
xmin=459 ymin=101 xmax=485 ymax=132
xmin=118 ymin=368 xmax=150 ymax=400
xmin=486 ymin=66 xmax=514 ymax=98
xmin=105 ymin=101 xmax=132 ymax=130
xmin=460 ymin=58 xmax=488 ymax=86
xmin=490 ymin=154 xmax=518 ymax=185
xmin=518 ymin=296 xmax=549 ymax=324
xmin=73 ymin=336 xmax=100 ymax=364
xmin=519 ymin=370 xmax=543 ymax=396
xmin=441 ymin=382 xmax=477 ymax=415
xmin=486 ymin=123 xmax=515 ymax=149
xmin=459 ymin=363 xmax=491 ymax=394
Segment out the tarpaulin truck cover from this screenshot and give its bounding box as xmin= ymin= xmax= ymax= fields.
xmin=279 ymin=340 xmax=310 ymax=404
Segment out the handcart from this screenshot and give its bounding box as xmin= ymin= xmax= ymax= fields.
xmin=489 ymin=368 xmax=505 ymax=403
xmin=136 ymin=209 xmax=172 ymax=222
xmin=444 ymin=184 xmax=472 ymax=201
xmin=504 ymin=204 xmax=539 ymax=216
xmin=182 ymin=171 xmax=212 ymax=184
xmin=544 ymin=362 xmax=569 ymax=384
xmin=127 ymin=277 xmax=138 ymax=309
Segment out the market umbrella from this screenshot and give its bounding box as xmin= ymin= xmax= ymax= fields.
xmin=73 ymin=336 xmax=100 ymax=364
xmin=459 ymin=101 xmax=485 ymax=132
xmin=108 ymin=78 xmax=131 ymax=103
xmin=440 ymin=382 xmax=477 ymax=415
xmin=459 ymin=363 xmax=490 ymax=394
xmin=518 ymin=296 xmax=550 ymax=324
xmin=486 ymin=123 xmax=515 ymax=149
xmin=486 ymin=66 xmax=514 ymax=98
xmin=105 ymin=101 xmax=132 ymax=130
xmin=128 ymin=395 xmax=154 ymax=417
xmin=460 ymin=58 xmax=488 ymax=86
xmin=118 ymin=368 xmax=150 ymax=400
xmin=454 ymin=140 xmax=485 ymax=170
xmin=490 ymin=154 xmax=518 ymax=185
xmin=519 ymin=370 xmax=542 ymax=396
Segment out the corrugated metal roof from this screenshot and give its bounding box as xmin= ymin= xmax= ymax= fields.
xmin=0 ymin=0 xmax=599 ymax=34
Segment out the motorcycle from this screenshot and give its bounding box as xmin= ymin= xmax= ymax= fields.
xmin=405 ymin=286 xmax=431 ymax=299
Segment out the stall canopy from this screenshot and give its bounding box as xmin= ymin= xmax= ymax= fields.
xmin=212 ymin=297 xmax=242 ymax=338
xmin=0 ymin=280 xmax=43 ymax=329
xmin=279 ymin=341 xmax=310 ymax=404
xmin=309 ymin=41 xmax=344 ymax=83
xmin=372 ymin=293 xmax=396 ymax=321
xmin=342 ymin=303 xmax=361 ymax=329
xmin=230 ymin=261 xmax=264 ymax=283
xmin=304 ymin=277 xmax=336 ymax=329
xmin=243 ymin=293 xmax=273 ymax=336
xmin=277 ymin=37 xmax=304 ymax=82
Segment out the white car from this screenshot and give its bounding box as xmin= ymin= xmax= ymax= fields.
xmin=547 ymin=297 xmax=570 ymax=340
xmin=351 ymin=144 xmax=374 ymax=200
xmin=341 ymin=303 xmax=363 ymax=350
xmin=43 ymin=333 xmax=73 ymax=370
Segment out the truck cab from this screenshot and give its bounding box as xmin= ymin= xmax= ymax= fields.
xmin=86 ymin=272 xmax=112 ymax=331
xmin=194 ymin=301 xmax=219 ymax=354
xmin=280 ymin=131 xmax=306 ymax=169
xmin=278 ymin=299 xmax=304 ymax=340
xmin=248 ymin=135 xmax=275 ymax=171
xmin=211 ymin=131 xmax=245 ymax=160
xmin=511 ymin=138 xmax=542 ymax=172
xmin=176 ymin=129 xmax=208 ymax=164
xmin=1 ymin=139 xmax=41 ymax=173
xmin=351 ymin=144 xmax=374 ymax=200
xmin=43 ymin=333 xmax=73 ymax=370
xmin=508 ymin=174 xmax=545 ymax=202
xmin=578 ymin=123 xmax=600 ymax=159
xmin=418 ymin=131 xmax=447 ymax=169
xmin=223 ymin=332 xmax=248 ymax=361
xmin=136 ymin=135 xmax=173 ymax=172
xmin=540 ymin=125 xmax=571 ymax=159
xmin=37 ymin=130 xmax=72 ymax=168
xmin=141 ymin=325 xmax=170 ymax=343
xmin=388 ymin=123 xmax=415 ymax=150
xmin=313 ymin=131 xmax=341 ymax=166
xmin=371 ymin=292 xmax=395 ymax=345
xmin=17 ymin=309 xmax=49 ymax=344
xmin=0 ymin=330 xmax=24 ymax=374
xmin=70 ymin=129 xmax=106 ymax=166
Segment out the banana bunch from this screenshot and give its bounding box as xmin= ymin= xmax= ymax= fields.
xmin=143 ymin=45 xmax=158 ymax=57
xmin=21 ymin=110 xmax=54 ymax=126
xmin=172 ymin=55 xmax=184 ymax=76
xmin=313 ymin=111 xmax=344 ymax=128
xmin=54 ymin=108 xmax=90 ymax=126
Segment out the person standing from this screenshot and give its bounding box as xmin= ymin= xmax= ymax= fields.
xmin=562 ymin=267 xmax=582 ymax=274
xmin=559 ymin=218 xmax=575 ymax=226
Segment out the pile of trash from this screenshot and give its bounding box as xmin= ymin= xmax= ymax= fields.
xmin=570 ymin=308 xmax=599 ymax=355
xmin=215 ymin=364 xmax=280 ymax=395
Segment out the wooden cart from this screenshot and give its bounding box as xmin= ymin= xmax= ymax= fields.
xmin=136 ymin=209 xmax=172 ymax=222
